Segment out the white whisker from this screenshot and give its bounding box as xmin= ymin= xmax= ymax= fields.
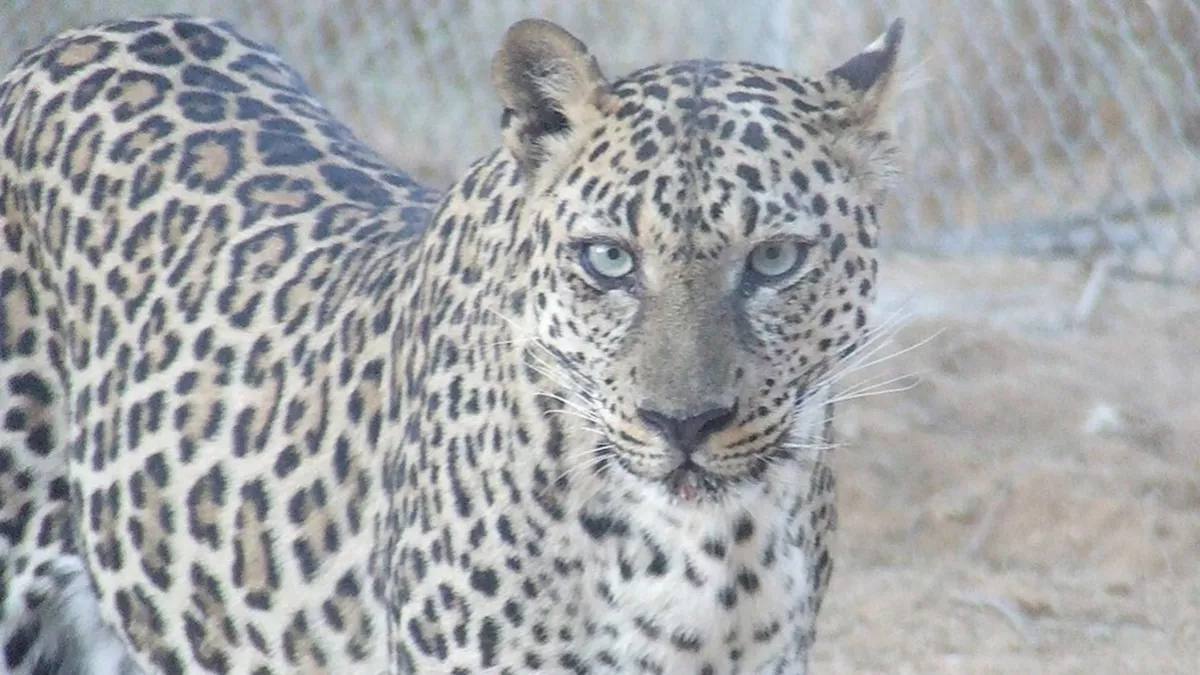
xmin=533 ymin=389 xmax=599 ymax=419
xmin=815 ymin=306 xmax=921 ymax=382
xmin=542 ymin=408 xmax=603 ymax=426
xmin=546 ymin=451 xmax=614 ymax=496
xmin=829 ymin=370 xmax=925 ymax=403
xmin=821 ymin=323 xmax=940 ymax=389
xmin=837 ymin=328 xmax=941 ymax=380
xmin=827 ymin=382 xmax=920 ymax=405
xmin=779 ymin=439 xmax=839 ymax=452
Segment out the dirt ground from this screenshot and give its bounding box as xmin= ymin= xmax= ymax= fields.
xmin=809 ymin=251 xmax=1200 ymax=674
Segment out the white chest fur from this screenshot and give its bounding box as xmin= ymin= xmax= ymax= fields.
xmin=574 ymin=480 xmax=813 ymax=674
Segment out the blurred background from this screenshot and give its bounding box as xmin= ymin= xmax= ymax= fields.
xmin=3 ymin=1 xmax=1198 ymax=672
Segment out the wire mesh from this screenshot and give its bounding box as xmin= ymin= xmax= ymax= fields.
xmin=3 ymin=0 xmax=1199 ymax=281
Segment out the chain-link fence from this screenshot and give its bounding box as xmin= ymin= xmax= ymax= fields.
xmin=4 ymin=0 xmax=1200 ymax=282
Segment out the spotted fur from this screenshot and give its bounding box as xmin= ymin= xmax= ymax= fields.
xmin=0 ymin=14 xmax=905 ymax=674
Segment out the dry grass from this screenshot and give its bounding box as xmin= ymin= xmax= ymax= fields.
xmin=812 ymin=251 xmax=1200 ymax=673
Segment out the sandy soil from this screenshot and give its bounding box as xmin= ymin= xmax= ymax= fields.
xmin=810 ymin=252 xmax=1200 ymax=674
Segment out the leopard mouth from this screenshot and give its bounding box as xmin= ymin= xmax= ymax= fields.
xmin=600 ymin=448 xmax=730 ymax=502
xmin=599 ymin=428 xmax=795 ymax=502
xmin=663 ymin=460 xmax=727 ymax=502
xmin=662 ymin=447 xmax=789 ymax=502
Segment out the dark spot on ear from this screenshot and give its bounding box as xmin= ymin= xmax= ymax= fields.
xmin=492 ymin=18 xmax=607 ymax=174
xmin=829 ymin=18 xmax=904 ymax=92
xmin=531 ymin=108 xmax=570 ymax=138
xmin=831 ymin=52 xmax=888 ymax=92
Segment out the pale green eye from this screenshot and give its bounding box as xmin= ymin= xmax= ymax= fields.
xmin=583 ymin=243 xmax=636 ymax=280
xmin=747 ymin=241 xmax=804 ymax=279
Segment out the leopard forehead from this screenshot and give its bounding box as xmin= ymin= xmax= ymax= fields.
xmin=553 ymin=60 xmax=874 ymax=234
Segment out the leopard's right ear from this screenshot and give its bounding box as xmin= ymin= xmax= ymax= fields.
xmin=492 ymin=19 xmax=612 ymax=187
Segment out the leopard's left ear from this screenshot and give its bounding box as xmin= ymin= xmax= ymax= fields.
xmin=825 ymin=19 xmax=907 ymax=202
xmin=827 ymin=18 xmax=905 ymax=124
xmin=492 ymin=19 xmax=612 ymax=185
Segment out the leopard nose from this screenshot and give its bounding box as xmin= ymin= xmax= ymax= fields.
xmin=637 ymin=405 xmax=738 ymax=454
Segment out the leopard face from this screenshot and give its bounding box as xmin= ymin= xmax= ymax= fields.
xmin=495 ymin=19 xmax=904 ymax=506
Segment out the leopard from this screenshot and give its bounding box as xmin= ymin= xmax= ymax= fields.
xmin=0 ymin=11 xmax=906 ymax=675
